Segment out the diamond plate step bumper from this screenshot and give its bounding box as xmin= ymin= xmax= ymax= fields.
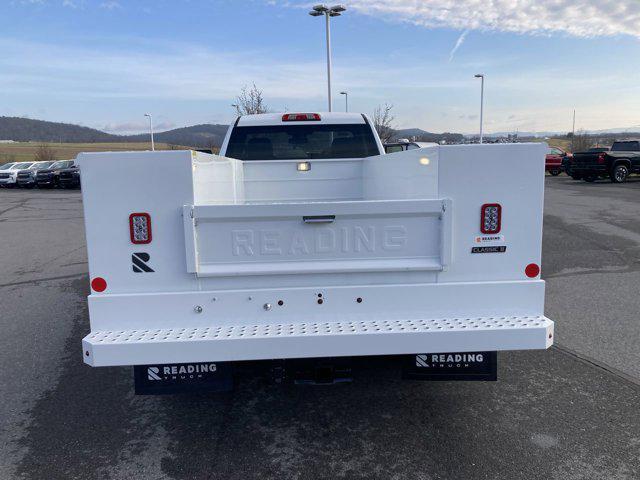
xmin=83 ymin=315 xmax=554 ymax=367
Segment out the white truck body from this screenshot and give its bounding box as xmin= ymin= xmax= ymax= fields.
xmin=78 ymin=113 xmax=553 ymax=367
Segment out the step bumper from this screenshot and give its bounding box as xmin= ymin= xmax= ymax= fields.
xmin=82 ymin=315 xmax=554 ymax=367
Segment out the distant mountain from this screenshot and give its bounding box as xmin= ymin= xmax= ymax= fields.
xmin=391 ymin=128 xmax=464 ymax=144
xmin=123 ymin=124 xmax=229 ymax=149
xmin=0 ymin=116 xmax=229 ymax=148
xmin=0 ymin=116 xmax=120 ymax=143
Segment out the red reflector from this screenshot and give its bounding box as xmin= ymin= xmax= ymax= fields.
xmin=525 ymin=263 xmax=540 ymax=278
xmin=129 ymin=212 xmax=152 ymax=244
xmin=282 ymin=113 xmax=321 ymax=122
xmin=480 ymin=203 xmax=501 ymax=234
xmin=91 ymin=277 xmax=107 ymax=292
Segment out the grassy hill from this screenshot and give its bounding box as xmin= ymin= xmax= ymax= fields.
xmin=0 ymin=117 xmax=229 ymax=149
xmin=0 ymin=142 xmax=190 ymax=164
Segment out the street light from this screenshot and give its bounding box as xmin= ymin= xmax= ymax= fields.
xmin=144 ymin=113 xmax=155 ymax=151
xmin=340 ymin=91 xmax=348 ymax=112
xmin=309 ymin=4 xmax=347 ymax=112
xmin=231 ymin=104 xmax=239 ymax=115
xmin=474 ymin=74 xmax=484 ymax=144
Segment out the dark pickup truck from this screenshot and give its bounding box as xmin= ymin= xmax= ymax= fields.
xmin=571 ymin=140 xmax=640 ymax=183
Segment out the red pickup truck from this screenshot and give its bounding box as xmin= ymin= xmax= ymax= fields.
xmin=545 ymin=147 xmax=567 ymax=176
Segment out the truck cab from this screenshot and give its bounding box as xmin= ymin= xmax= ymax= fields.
xmin=77 ymin=112 xmax=553 ymax=392
xmin=220 ymin=112 xmax=384 ymax=160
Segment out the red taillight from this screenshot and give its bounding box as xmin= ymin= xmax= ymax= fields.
xmin=91 ymin=277 xmax=107 ymax=292
xmin=129 ymin=213 xmax=152 ymax=244
xmin=480 ymin=203 xmax=501 ymax=234
xmin=597 ymin=153 xmax=606 ymax=164
xmin=525 ymin=263 xmax=540 ymax=278
xmin=282 ymin=113 xmax=321 ymax=122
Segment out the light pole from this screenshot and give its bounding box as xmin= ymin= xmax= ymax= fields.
xmin=340 ymin=91 xmax=348 ymax=112
xmin=571 ymin=109 xmax=576 ymax=152
xmin=474 ymin=74 xmax=484 ymax=144
xmin=309 ymin=4 xmax=346 ymax=112
xmin=144 ymin=113 xmax=154 ymax=151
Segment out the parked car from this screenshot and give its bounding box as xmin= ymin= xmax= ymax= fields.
xmin=571 ymin=140 xmax=640 ymax=183
xmin=0 ymin=162 xmax=16 ymax=171
xmin=0 ymin=162 xmax=34 ymax=188
xmin=545 ymin=147 xmax=568 ymax=176
xmin=57 ymin=163 xmax=80 ymax=189
xmin=35 ymin=160 xmax=75 ymax=188
xmin=16 ymin=161 xmax=56 ymax=188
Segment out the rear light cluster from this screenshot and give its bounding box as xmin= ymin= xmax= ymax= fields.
xmin=480 ymin=203 xmax=501 ymax=234
xmin=129 ymin=213 xmax=152 ymax=244
xmin=597 ymin=153 xmax=606 ymax=164
xmin=282 ymin=113 xmax=321 ymax=122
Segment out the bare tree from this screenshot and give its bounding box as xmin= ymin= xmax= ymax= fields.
xmin=571 ymin=130 xmax=592 ymax=153
xmin=234 ymin=83 xmax=269 ymax=116
xmin=34 ymin=144 xmax=57 ymax=162
xmin=372 ymin=103 xmax=395 ymax=142
xmin=1 ymin=153 xmax=16 ymax=164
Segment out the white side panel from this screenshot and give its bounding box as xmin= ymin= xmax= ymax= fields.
xmin=437 ymin=143 xmax=546 ymax=283
xmin=192 ymin=152 xmax=244 ymax=204
xmin=77 ymin=151 xmax=198 ymax=299
xmin=363 ymin=147 xmax=439 ymax=200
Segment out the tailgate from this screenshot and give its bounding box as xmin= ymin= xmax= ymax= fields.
xmin=183 ymin=199 xmax=452 ymax=277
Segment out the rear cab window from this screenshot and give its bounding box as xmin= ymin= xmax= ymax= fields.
xmin=611 ymin=141 xmax=640 ymax=152
xmin=225 ymin=117 xmax=380 ymax=160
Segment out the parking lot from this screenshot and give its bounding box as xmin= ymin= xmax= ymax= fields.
xmin=0 ymin=176 xmax=639 ymax=480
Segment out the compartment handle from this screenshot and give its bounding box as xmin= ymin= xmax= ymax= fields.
xmin=303 ymin=215 xmax=335 ymax=224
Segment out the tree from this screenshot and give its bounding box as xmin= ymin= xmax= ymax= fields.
xmin=372 ymin=103 xmax=395 ymax=142
xmin=234 ymin=83 xmax=269 ymax=116
xmin=571 ymin=130 xmax=591 ymax=153
xmin=34 ymin=144 xmax=57 ymax=162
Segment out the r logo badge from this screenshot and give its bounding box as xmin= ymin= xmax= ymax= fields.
xmin=132 ymin=252 xmax=154 ymax=273
xmin=147 ymin=366 xmax=161 ymax=380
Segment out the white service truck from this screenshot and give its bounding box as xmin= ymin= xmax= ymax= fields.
xmin=78 ymin=112 xmax=554 ymax=392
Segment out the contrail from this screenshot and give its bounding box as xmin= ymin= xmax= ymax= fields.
xmin=449 ymin=30 xmax=469 ymax=62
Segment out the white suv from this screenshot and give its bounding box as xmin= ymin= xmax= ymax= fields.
xmin=0 ymin=162 xmax=34 ymax=188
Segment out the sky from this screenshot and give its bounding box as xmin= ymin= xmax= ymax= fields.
xmin=1 ymin=0 xmax=640 ymax=134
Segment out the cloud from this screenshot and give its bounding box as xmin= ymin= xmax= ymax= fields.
xmin=99 ymin=1 xmax=121 ymax=10
xmin=448 ymin=30 xmax=468 ymax=62
xmin=282 ymin=0 xmax=640 ymax=39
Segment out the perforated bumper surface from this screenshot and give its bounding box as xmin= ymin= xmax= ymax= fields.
xmin=83 ymin=315 xmax=554 ymax=366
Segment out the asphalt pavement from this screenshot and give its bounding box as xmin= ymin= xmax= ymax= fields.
xmin=0 ymin=179 xmax=638 ymax=480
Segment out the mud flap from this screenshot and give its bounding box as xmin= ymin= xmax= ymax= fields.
xmin=134 ymin=362 xmax=233 ymax=395
xmin=402 ymin=352 xmax=497 ymax=381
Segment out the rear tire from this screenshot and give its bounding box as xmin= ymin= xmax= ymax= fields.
xmin=610 ymin=164 xmax=629 ymax=183
xmin=550 ymin=170 xmax=560 ymax=176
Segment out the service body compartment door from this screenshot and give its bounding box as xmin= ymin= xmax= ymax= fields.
xmin=183 ymin=199 xmax=451 ymax=277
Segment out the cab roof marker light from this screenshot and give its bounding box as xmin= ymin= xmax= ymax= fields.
xmin=129 ymin=213 xmax=152 ymax=244
xmin=481 ymin=203 xmax=501 ymax=234
xmin=282 ymin=113 xmax=321 ymax=122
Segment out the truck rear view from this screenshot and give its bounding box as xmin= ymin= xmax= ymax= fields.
xmin=78 ymin=112 xmax=553 ymax=390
